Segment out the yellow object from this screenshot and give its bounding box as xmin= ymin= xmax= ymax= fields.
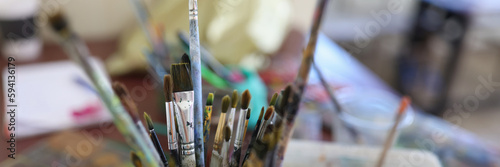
xmin=107 ymin=0 xmax=292 ymax=75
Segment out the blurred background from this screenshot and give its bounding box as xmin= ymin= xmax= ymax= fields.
xmin=1 ymin=0 xmax=500 ymax=166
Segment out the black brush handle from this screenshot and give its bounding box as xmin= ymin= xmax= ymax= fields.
xmin=230 ymin=147 xmax=242 ymax=167
xmin=241 ymin=119 xmax=262 ymax=164
xmin=150 ymin=130 xmax=169 ymax=166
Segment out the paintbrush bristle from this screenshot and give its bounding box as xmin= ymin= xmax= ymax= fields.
xmin=170 ymin=63 xmax=193 ymax=92
xmin=112 ymin=82 xmax=139 ymax=122
xmin=130 ymin=152 xmax=143 ymax=167
xmin=258 ymin=107 xmax=264 ymax=121
xmin=275 ymin=93 xmax=283 ymax=112
xmin=181 ymin=53 xmax=191 ymax=68
xmin=143 ymin=112 xmax=154 ymax=130
xmin=231 ymin=90 xmax=239 ymax=108
xmin=269 ymin=93 xmax=278 ymax=106
xmin=206 ymin=93 xmax=214 ymax=106
xmin=246 ymin=108 xmax=251 ymax=119
xmin=112 ymin=82 xmax=128 ymax=97
xmin=163 ymin=75 xmax=173 ymax=102
xmin=241 ymin=89 xmax=251 ymax=109
xmin=221 ymin=95 xmax=230 ymax=113
xmin=399 ymin=96 xmax=411 ymax=114
xmin=264 ymin=106 xmax=274 ymax=120
xmin=48 ymin=11 xmax=69 ymax=34
xmin=224 ymin=125 xmax=231 ymax=142
xmin=278 ymin=85 xmax=292 ymax=116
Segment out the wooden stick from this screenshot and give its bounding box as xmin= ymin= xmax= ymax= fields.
xmin=188 ymin=0 xmax=204 ymax=165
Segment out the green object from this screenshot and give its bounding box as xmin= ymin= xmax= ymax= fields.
xmin=201 ymin=65 xmax=228 ymax=88
xmin=179 ymin=41 xmax=229 ymax=88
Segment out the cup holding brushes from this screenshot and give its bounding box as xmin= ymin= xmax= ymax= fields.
xmin=171 ymin=63 xmax=196 ymax=167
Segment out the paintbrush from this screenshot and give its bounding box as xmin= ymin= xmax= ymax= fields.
xmin=222 ymin=125 xmax=232 ymax=167
xmin=48 ymin=12 xmax=160 ymax=167
xmin=113 ymin=82 xmax=163 ymax=165
xmin=275 ymin=0 xmax=329 ymax=165
xmin=177 ymin=31 xmax=244 ymax=83
xmin=242 ymin=118 xmax=279 ymax=167
xmin=375 ymin=96 xmax=411 ymax=167
xmin=163 ymin=75 xmax=181 ymax=166
xmin=257 ymin=107 xmax=275 ymax=141
xmin=144 ymin=113 xmax=169 ymax=167
xmin=230 ymin=90 xmax=251 ymax=166
xmin=269 ymin=92 xmax=280 ymax=124
xmin=228 ymin=90 xmax=239 ymax=139
xmin=181 ymin=53 xmax=191 ymax=73
xmin=213 ymin=96 xmax=230 ymax=152
xmin=204 ymin=93 xmax=214 ymax=158
xmin=127 ymin=0 xmax=169 ymax=59
xmin=274 ymin=86 xmax=292 ymax=129
xmin=211 ymin=95 xmax=230 ymax=166
xmin=131 ymin=151 xmax=143 ymax=167
xmin=212 ymin=125 xmax=232 ymax=167
xmin=170 ymin=63 xmax=196 ymax=167
xmin=242 ymin=107 xmax=264 ymax=164
xmin=269 ymin=93 xmax=279 ymax=107
xmin=187 ymin=0 xmax=205 ymax=164
xmin=243 ymin=108 xmax=251 ymax=142
xmin=312 ymin=61 xmax=361 ymax=143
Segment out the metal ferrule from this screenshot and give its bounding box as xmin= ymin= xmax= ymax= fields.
xmin=188 ymin=0 xmax=198 ymax=20
xmin=214 ymin=113 xmax=226 ymax=146
xmin=227 ymin=108 xmax=236 ymax=133
xmin=181 ymin=143 xmax=195 ymax=155
xmin=234 ymin=108 xmax=248 ymax=148
xmin=257 ymin=120 xmax=270 ymax=140
xmin=165 ymin=101 xmax=178 ymax=150
xmin=173 ymin=91 xmax=194 ymax=144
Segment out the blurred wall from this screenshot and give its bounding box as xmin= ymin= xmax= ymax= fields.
xmin=38 ymin=0 xmax=142 ymax=41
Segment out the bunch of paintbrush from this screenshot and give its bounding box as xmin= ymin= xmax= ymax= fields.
xmin=48 ymin=11 xmax=162 ymax=167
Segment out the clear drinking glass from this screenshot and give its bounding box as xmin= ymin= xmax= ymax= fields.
xmin=333 ymin=89 xmax=415 ymax=146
